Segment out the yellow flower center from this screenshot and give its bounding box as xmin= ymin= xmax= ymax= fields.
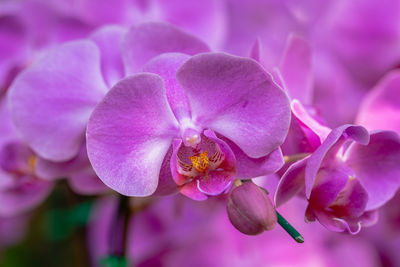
xmin=28 ymin=155 xmax=37 ymax=171
xmin=190 ymin=151 xmax=209 ymax=173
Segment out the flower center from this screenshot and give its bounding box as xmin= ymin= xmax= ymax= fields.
xmin=190 ymin=151 xmax=209 ymax=173
xmin=28 ymin=155 xmax=37 ymax=172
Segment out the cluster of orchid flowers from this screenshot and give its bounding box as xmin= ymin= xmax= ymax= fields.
xmin=1 ymin=0 xmax=400 ymax=265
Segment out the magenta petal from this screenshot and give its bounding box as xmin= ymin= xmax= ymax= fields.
xmin=122 ymin=22 xmax=209 ymax=74
xmin=279 ymin=34 xmax=313 ymax=104
xmin=170 ymin=139 xmax=187 ymax=186
xmin=291 ymin=100 xmax=331 ymax=142
xmin=87 ymin=73 xmax=179 ymax=196
xmin=180 ymin=181 xmax=207 ymax=201
xmin=0 ymin=142 xmax=34 ymax=175
xmin=197 ymin=170 xmax=233 ymax=196
xmin=0 ymin=177 xmax=52 ymax=217
xmin=203 ymin=129 xmax=236 ymax=171
xmin=250 ymin=38 xmax=261 ymax=62
xmin=358 ymin=210 xmax=379 ymax=227
xmin=345 ymin=131 xmax=400 ymax=210
xmin=305 ymin=205 xmax=316 ymax=222
xmin=68 ymin=170 xmax=109 ymax=196
xmin=305 ymin=125 xmax=369 ymax=198
xmin=90 ymin=25 xmax=126 ymax=87
xmin=35 ymin=144 xmax=91 ymax=181
xmin=309 ymin=168 xmax=349 ymax=209
xmin=153 ymin=146 xmax=178 ymax=196
xmin=357 ymin=70 xmax=400 ymax=133
xmin=8 ymin=40 xmax=107 ymax=161
xmin=274 ymin=157 xmax=307 ymax=208
xmin=142 ymin=52 xmax=191 ymax=123
xmin=225 ymin=136 xmax=284 ymax=179
xmin=313 ymin=209 xmax=361 ymax=234
xmin=331 ymin=179 xmax=368 ymax=218
xmin=176 ymin=52 xmax=291 ymax=158
xmin=0 ymin=99 xmax=18 ymax=148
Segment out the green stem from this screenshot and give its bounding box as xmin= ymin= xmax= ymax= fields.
xmin=276 ymin=211 xmax=304 ymax=243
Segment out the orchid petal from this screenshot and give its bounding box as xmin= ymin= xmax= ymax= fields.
xmin=180 ymin=181 xmax=207 ymax=201
xmin=305 ymin=125 xmax=369 ymax=198
xmin=224 ymin=136 xmax=284 ymax=179
xmin=153 ymin=146 xmax=178 ymax=196
xmin=90 ymin=25 xmax=126 ymax=87
xmin=176 ymin=52 xmax=291 ymax=158
xmin=68 ymin=169 xmax=109 ymax=195
xmin=122 ymin=22 xmax=209 ymax=74
xmin=345 ymin=131 xmax=400 ymax=210
xmin=142 ymin=52 xmax=191 ymax=123
xmin=274 ymin=157 xmax=307 ymax=208
xmin=313 ymin=209 xmax=361 ymax=234
xmin=279 ymin=34 xmax=313 ymax=104
xmin=197 ymin=170 xmax=233 ymax=196
xmin=8 ymin=40 xmax=107 ymax=161
xmin=309 ymin=168 xmax=349 ymax=209
xmin=87 ymin=73 xmax=179 ymax=196
xmin=330 ymin=178 xmax=368 ymax=218
xmin=0 ymin=177 xmax=52 ymax=217
xmin=357 ymin=70 xmax=400 ymax=134
xmin=35 ymin=144 xmax=90 ymax=180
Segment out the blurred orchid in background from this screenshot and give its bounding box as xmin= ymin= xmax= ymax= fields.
xmin=1 ymin=0 xmax=400 ymax=266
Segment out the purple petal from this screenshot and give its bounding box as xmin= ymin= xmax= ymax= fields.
xmin=170 ymin=138 xmax=188 ymax=185
xmin=68 ymin=169 xmax=109 ymax=196
xmin=0 ymin=142 xmax=34 ymax=175
xmin=309 ymin=168 xmax=349 ymax=209
xmin=90 ymin=25 xmax=126 ymax=87
xmin=122 ymin=22 xmax=209 ymax=74
xmin=249 ymin=38 xmax=261 ymax=62
xmin=0 ymin=99 xmax=18 ymax=147
xmin=279 ymin=34 xmax=313 ymax=104
xmin=358 ymin=210 xmax=379 ymax=227
xmin=281 ymin=112 xmax=320 ymax=155
xmin=197 ymin=170 xmax=233 ymax=196
xmin=8 ymin=40 xmax=107 ymax=161
xmin=224 ymin=136 xmax=284 ymax=179
xmin=274 ymin=157 xmax=307 ymax=208
xmin=0 ymin=14 xmax=27 ymax=90
xmin=153 ymin=146 xmax=178 ymax=196
xmin=291 ymin=100 xmax=331 ymax=142
xmin=357 ymin=70 xmax=400 ymax=134
xmin=34 ymin=144 xmax=91 ymax=180
xmin=313 ymin=53 xmax=367 ymax=127
xmin=305 ymin=125 xmax=369 ymax=198
xmin=176 ymin=52 xmax=291 ymax=158
xmin=70 ymin=0 xmax=133 ymax=26
xmin=305 ymin=205 xmax=316 ymax=222
xmin=312 ymin=209 xmax=361 ymax=234
xmin=142 ymin=52 xmax=191 ymax=123
xmin=0 ymin=177 xmax=52 ymax=217
xmin=87 ymin=73 xmax=179 ymax=196
xmin=330 ymin=178 xmax=368 ymax=218
xmin=203 ymin=129 xmax=236 ymax=171
xmin=155 ymin=0 xmax=227 ymax=48
xmin=282 ymin=100 xmax=331 ymax=156
xmin=180 ymin=181 xmax=208 ymax=201
xmin=345 ymin=131 xmax=400 ymax=210
xmin=324 ymin=0 xmax=400 ymax=85
xmin=170 ymin=138 xmax=188 ymax=186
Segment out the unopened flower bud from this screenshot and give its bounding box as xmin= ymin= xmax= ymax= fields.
xmin=227 ymin=181 xmax=277 ymax=235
